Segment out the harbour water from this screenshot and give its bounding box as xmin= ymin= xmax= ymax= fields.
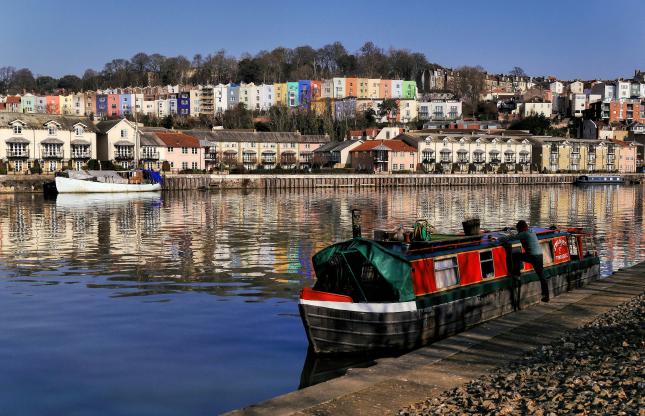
xmin=0 ymin=185 xmax=643 ymax=415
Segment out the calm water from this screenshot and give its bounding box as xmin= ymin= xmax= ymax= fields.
xmin=0 ymin=185 xmax=643 ymax=415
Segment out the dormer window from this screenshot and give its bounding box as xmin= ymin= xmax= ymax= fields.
xmin=48 ymin=126 xmax=57 ymax=135
xmin=75 ymin=126 xmax=84 ymax=136
xmin=13 ymin=125 xmax=22 ymax=134
xmin=120 ymin=129 xmax=128 ymax=138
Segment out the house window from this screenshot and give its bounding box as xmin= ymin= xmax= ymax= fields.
xmin=434 ymin=257 xmax=459 ymax=289
xmin=48 ymin=126 xmax=57 ymax=135
xmin=13 ymin=125 xmax=22 ymax=134
xmin=480 ymin=251 xmax=495 ymax=278
xmin=192 ymin=162 xmax=198 ymax=170
xmin=74 ymin=126 xmax=84 ymax=136
xmin=192 ymin=148 xmax=197 ymax=154
xmin=167 ymin=147 xmax=174 ymax=152
xmin=120 ymin=129 xmax=128 ymax=138
xmin=182 ymin=147 xmax=188 ymax=154
xmin=182 ymin=162 xmax=188 ymax=170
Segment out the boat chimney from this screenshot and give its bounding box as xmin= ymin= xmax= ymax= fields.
xmin=351 ymin=209 xmax=362 ymax=238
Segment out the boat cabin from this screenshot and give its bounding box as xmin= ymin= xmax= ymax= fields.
xmin=307 ymin=228 xmax=597 ymax=304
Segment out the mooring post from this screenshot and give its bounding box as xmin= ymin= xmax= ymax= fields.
xmin=351 ymin=209 xmax=362 ymax=238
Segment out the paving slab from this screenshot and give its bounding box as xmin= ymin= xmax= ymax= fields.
xmin=225 ymin=263 xmax=645 ymax=416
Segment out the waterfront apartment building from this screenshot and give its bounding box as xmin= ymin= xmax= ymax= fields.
xmin=189 ymin=130 xmax=330 ymax=171
xmin=401 ymin=133 xmax=533 ymax=173
xmin=96 ymin=119 xmax=138 ymax=169
xmin=0 ymin=113 xmax=97 ymax=174
xmin=530 ymin=136 xmax=630 ymax=172
xmin=350 ymin=139 xmax=417 ymax=173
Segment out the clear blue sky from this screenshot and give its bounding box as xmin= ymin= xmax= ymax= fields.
xmin=2 ymin=0 xmax=644 ymax=80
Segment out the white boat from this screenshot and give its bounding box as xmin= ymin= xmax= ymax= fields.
xmin=55 ymin=176 xmax=162 ymax=193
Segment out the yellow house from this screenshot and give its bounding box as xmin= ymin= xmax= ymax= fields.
xmin=59 ymin=95 xmax=74 ymax=115
xmin=273 ymin=83 xmax=287 ymax=106
xmin=368 ymin=79 xmax=381 ymax=99
xmin=357 ymin=78 xmax=369 ymax=98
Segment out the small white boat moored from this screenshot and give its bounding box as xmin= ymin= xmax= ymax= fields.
xmin=50 ymin=170 xmax=162 ymax=193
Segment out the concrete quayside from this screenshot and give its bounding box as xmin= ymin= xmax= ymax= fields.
xmin=226 ymin=261 xmax=645 ymax=415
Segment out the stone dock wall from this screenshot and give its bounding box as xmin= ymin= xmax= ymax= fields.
xmin=0 ymin=173 xmax=641 ymax=192
xmin=163 ymin=173 xmax=643 ymax=191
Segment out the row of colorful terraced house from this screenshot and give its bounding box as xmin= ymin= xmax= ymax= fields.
xmin=0 ymin=79 xmax=463 ymax=123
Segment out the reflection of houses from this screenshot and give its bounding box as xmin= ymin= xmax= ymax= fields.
xmin=0 ymin=112 xmax=97 ymax=174
xmin=400 ymin=133 xmax=532 ymax=173
xmin=313 ymin=140 xmax=363 ymax=168
xmin=189 ymin=130 xmax=329 ymax=171
xmin=350 ymin=139 xmax=417 ymax=173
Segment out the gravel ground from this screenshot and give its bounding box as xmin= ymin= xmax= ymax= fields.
xmin=401 ymin=293 xmax=645 ymax=416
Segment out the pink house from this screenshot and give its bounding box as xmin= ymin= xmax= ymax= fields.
xmin=45 ymin=95 xmax=60 ymax=114
xmin=350 ymin=140 xmax=417 ymax=173
xmin=107 ymin=94 xmax=120 ymax=117
xmin=156 ymin=131 xmax=204 ymax=172
xmin=298 ymin=141 xmax=325 ymax=168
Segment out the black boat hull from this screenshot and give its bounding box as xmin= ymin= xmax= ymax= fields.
xmin=300 ymin=261 xmax=600 ymax=354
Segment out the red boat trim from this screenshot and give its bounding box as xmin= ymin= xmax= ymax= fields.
xmin=300 ymin=288 xmax=353 ymax=303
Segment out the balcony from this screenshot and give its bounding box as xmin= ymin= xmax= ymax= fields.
xmin=115 ymin=152 xmax=134 ymax=161
xmin=205 ymin=153 xmax=218 ymax=161
xmin=141 ymin=151 xmax=160 ymax=160
xmin=242 ymin=156 xmax=257 ymax=164
xmin=490 ymin=158 xmax=501 ymax=165
xmin=7 ymin=149 xmax=29 ymax=158
xmin=42 ymin=149 xmax=64 ymax=159
xmin=71 ymin=150 xmax=91 ymax=159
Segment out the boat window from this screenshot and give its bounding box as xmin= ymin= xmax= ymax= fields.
xmin=541 ymin=240 xmax=554 ymax=265
xmin=434 ymin=257 xmax=459 ymax=289
xmin=480 ymin=250 xmax=495 ymax=278
xmin=568 ymin=236 xmax=579 ymax=259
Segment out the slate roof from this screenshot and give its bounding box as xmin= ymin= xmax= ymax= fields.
xmin=95 ymin=119 xmax=125 ymax=134
xmin=0 ymin=112 xmax=97 ymax=132
xmin=185 ymin=129 xmax=331 ymax=144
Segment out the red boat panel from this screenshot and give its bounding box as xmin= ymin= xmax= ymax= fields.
xmin=492 ymin=247 xmax=509 ymax=277
xmin=300 ymin=288 xmax=353 ymax=302
xmin=411 ymin=258 xmax=435 ymax=296
xmin=553 ymin=236 xmax=571 ymax=264
xmin=457 ymin=251 xmax=483 ymax=285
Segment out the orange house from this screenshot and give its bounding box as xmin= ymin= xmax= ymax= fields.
xmin=345 ymin=77 xmax=358 ymax=97
xmin=310 ymin=80 xmax=322 ymax=101
xmin=379 ymin=80 xmax=392 ymax=99
xmin=45 ymin=95 xmax=60 ymax=114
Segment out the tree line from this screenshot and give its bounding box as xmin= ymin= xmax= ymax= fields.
xmin=0 ymin=41 xmax=438 ymax=95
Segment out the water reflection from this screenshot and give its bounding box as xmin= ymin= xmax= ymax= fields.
xmin=0 ymin=185 xmax=643 ymax=414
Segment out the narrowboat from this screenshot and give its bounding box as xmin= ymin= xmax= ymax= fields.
xmin=575 ymin=175 xmax=624 ymax=184
xmin=299 ymin=216 xmax=600 ymax=354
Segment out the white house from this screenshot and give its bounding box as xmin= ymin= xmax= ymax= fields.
xmin=549 ymin=81 xmax=564 ymax=94
xmin=95 ymin=118 xmax=138 ymax=169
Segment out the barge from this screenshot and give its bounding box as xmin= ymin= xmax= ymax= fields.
xmin=299 ymin=215 xmax=600 ymax=354
xmin=574 ymin=175 xmax=624 ymax=185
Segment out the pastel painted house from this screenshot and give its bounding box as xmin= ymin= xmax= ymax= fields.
xmin=298 ymin=80 xmax=311 ymax=107
xmin=350 ymin=139 xmax=417 ymax=173
xmin=46 ymin=96 xmax=60 ymax=114
xmin=345 ymin=77 xmax=358 ymax=97
xmin=332 ymin=77 xmax=346 ymax=99
xmin=287 ymin=82 xmax=299 ymax=107
xmin=177 ymin=92 xmax=190 ymax=116
xmin=96 ymin=94 xmax=108 ymax=118
xmin=107 ymin=94 xmax=120 ymax=117
xmin=21 ymin=94 xmax=35 ymax=113
xmin=154 ymin=131 xmax=204 ymax=172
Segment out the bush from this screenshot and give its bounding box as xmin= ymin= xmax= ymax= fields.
xmin=30 ymin=160 xmax=42 ymax=174
xmin=161 ymin=161 xmax=171 ymax=172
xmin=0 ymin=161 xmax=7 ymax=175
xmin=87 ymin=159 xmax=100 ymax=170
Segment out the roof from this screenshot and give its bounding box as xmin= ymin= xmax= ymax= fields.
xmin=0 ymin=112 xmax=97 ymax=132
xmin=140 ymin=131 xmax=166 ymax=147
xmin=351 ymin=140 xmax=417 ymax=153
xmin=6 ymin=96 xmax=21 ymax=104
xmin=186 ymin=129 xmax=330 ymax=144
xmin=95 ymin=119 xmax=127 ymax=134
xmin=154 ymin=132 xmax=201 ymax=148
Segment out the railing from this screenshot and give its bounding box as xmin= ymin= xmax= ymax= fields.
xmin=141 ymin=151 xmax=160 ymax=160
xmin=490 ymin=158 xmax=501 ymax=164
xmin=205 ymin=153 xmax=218 ymax=161
xmin=242 ymin=157 xmax=257 ymax=164
xmin=71 ymin=150 xmax=91 ymax=159
xmin=115 ymin=153 xmax=134 ymax=160
xmin=42 ymin=149 xmax=64 ymax=159
xmin=7 ymin=149 xmax=29 ymax=158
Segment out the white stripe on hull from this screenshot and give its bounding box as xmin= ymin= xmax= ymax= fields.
xmin=55 ymin=177 xmax=161 ymax=193
xmin=299 ymin=299 xmax=417 ymax=313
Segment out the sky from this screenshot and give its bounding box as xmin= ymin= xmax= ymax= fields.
xmin=2 ymin=0 xmax=644 ymax=80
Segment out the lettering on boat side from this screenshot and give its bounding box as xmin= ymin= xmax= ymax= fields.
xmin=553 ymin=236 xmax=571 ymax=262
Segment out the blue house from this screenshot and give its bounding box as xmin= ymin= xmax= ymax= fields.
xmin=119 ymin=94 xmax=132 ymax=115
xmin=298 ymin=80 xmax=311 ymax=108
xmin=178 ymin=92 xmax=190 ymax=116
xmin=96 ymin=94 xmax=108 ymax=118
xmin=228 ymin=83 xmax=240 ymax=108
